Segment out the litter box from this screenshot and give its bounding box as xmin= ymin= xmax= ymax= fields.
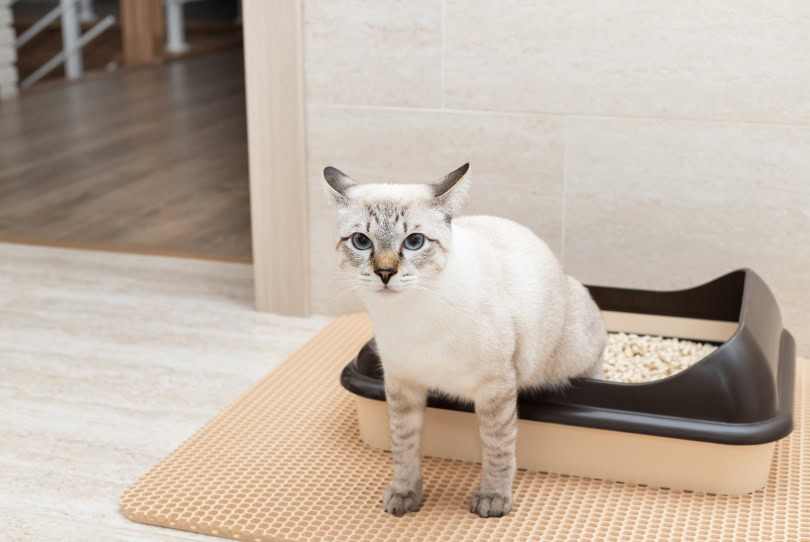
xmin=340 ymin=269 xmax=796 ymax=495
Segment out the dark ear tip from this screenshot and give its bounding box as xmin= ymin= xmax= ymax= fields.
xmin=323 ymin=166 xmax=336 ymax=178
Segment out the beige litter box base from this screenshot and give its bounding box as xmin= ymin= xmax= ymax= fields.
xmin=355 ymin=397 xmax=775 ymax=495
xmin=121 ymin=314 xmax=810 ymax=542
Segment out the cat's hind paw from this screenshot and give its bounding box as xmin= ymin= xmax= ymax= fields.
xmin=470 ymin=491 xmax=512 ymax=518
xmin=383 ymin=486 xmax=422 ymax=516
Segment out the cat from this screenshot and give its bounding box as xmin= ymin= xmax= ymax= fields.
xmin=323 ymin=163 xmax=606 ymax=518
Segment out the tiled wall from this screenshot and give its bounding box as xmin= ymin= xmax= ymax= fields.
xmin=0 ymin=0 xmax=18 ymax=100
xmin=302 ymin=0 xmax=810 ymax=355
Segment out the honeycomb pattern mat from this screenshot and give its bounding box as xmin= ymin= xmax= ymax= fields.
xmin=121 ymin=314 xmax=810 ymax=542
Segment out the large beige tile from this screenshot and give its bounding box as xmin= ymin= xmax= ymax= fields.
xmin=5 ymin=508 xmax=212 ymax=542
xmin=306 ymin=105 xmax=565 ymax=314
xmin=564 ymin=117 xmax=810 ymax=355
xmin=303 ymin=0 xmax=442 ymax=107
xmin=444 ymin=0 xmax=810 ymax=123
xmin=0 ymin=243 xmax=331 ymax=540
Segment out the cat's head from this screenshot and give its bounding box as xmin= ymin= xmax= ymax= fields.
xmin=323 ymin=163 xmax=470 ymax=298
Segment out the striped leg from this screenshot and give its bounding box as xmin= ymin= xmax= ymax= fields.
xmin=471 ymin=381 xmax=518 ymax=517
xmin=382 ymin=377 xmax=427 ymax=516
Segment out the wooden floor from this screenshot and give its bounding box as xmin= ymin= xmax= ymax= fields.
xmin=0 ymin=50 xmax=251 ymax=261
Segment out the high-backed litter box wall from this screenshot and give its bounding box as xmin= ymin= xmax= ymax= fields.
xmin=301 ymin=0 xmax=810 ymax=356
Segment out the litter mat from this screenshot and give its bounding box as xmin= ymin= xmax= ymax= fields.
xmin=122 ymin=312 xmax=809 ymax=541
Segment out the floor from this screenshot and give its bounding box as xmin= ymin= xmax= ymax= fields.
xmin=0 ymin=242 xmax=330 ymax=541
xmin=0 ymin=50 xmax=251 ymax=262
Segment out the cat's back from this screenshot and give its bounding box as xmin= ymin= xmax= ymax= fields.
xmin=453 ymin=215 xmax=559 ymax=270
xmin=453 ymin=217 xmax=599 ymax=387
xmin=453 ymin=214 xmax=567 ymax=345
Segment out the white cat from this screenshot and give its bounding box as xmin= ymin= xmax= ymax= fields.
xmin=324 ymin=163 xmax=606 ymax=518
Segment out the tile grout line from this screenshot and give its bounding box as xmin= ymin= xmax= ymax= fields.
xmin=0 ymin=237 xmax=252 ymax=264
xmin=560 ymin=117 xmax=569 ymax=267
xmin=305 ymin=102 xmax=810 ymax=129
xmin=440 ymin=0 xmax=446 ymax=110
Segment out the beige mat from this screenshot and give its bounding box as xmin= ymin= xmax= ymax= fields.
xmin=121 ymin=314 xmax=809 ymax=542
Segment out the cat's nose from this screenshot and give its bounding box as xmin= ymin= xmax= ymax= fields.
xmin=374 ymin=268 xmax=397 ymax=285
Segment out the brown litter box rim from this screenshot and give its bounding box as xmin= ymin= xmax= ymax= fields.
xmin=341 ymin=270 xmax=796 ymax=445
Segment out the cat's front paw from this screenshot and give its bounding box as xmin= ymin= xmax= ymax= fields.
xmin=470 ymin=491 xmax=512 ymax=518
xmin=383 ymin=485 xmax=422 ymax=516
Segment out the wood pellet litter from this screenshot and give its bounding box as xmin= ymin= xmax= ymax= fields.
xmin=600 ymin=332 xmax=718 ymax=383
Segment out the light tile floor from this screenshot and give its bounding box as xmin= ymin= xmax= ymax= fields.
xmin=0 ymin=243 xmax=332 ymax=541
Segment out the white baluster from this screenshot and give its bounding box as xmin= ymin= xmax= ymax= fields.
xmin=165 ymin=0 xmax=190 ymax=54
xmin=60 ymin=0 xmax=82 ymax=79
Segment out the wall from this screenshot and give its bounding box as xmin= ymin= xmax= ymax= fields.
xmin=302 ymin=0 xmax=810 ymax=355
xmin=0 ymin=0 xmax=18 ymax=99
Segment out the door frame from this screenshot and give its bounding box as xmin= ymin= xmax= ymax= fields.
xmin=242 ymin=0 xmax=310 ymax=316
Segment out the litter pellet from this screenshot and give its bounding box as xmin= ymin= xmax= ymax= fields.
xmin=600 ymin=332 xmax=718 ymax=383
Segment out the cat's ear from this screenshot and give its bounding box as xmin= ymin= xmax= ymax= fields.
xmin=430 ymin=163 xmax=470 ymax=217
xmin=323 ymin=166 xmax=356 ymax=207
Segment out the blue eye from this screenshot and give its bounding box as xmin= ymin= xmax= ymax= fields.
xmin=351 ymin=233 xmax=373 ymax=250
xmin=403 ymin=233 xmax=425 ymax=250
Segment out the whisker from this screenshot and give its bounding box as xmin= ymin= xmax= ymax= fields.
xmin=326 ymin=285 xmax=359 ymax=307
xmin=410 ymin=282 xmax=458 ymax=308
